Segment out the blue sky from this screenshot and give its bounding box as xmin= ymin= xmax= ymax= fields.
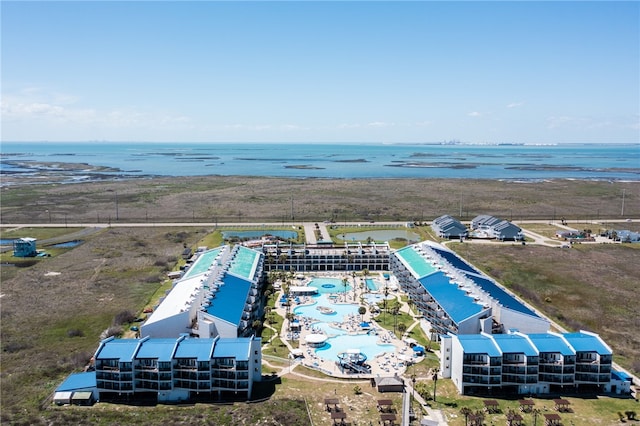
xmin=2 ymin=1 xmax=638 ymax=144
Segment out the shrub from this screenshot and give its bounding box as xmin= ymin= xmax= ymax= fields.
xmin=100 ymin=326 xmax=123 ymax=340
xmin=67 ymin=328 xmax=84 ymax=338
xmin=113 ymin=310 xmax=136 ymax=326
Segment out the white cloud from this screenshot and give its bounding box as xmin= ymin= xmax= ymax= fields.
xmin=507 ymin=102 xmax=524 ymax=108
xmin=367 ymin=121 xmax=395 ymax=127
xmin=467 ymin=111 xmax=482 ymax=117
xmin=1 ymin=87 xmax=193 ymax=136
xmin=415 ymin=120 xmax=432 ymax=127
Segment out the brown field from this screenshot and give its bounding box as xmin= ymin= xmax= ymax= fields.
xmin=1 ymin=177 xmax=638 ymax=224
xmin=1 ymin=177 xmax=639 ymax=425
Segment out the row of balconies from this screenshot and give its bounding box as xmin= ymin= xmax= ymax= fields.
xmin=539 ymin=365 xmax=575 ymax=374
xmin=575 ymin=373 xmax=611 ymax=383
xmin=462 ymin=375 xmax=502 ymax=385
xmin=539 ymin=374 xmax=575 ymax=384
xmin=539 ymin=356 xmax=576 ymax=365
xmin=460 ymin=370 xmax=612 ymax=386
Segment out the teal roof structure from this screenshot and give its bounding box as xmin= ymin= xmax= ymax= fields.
xmin=395 ymin=246 xmax=438 ymax=279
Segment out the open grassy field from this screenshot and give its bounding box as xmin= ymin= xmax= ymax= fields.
xmin=1 ymin=177 xmax=638 ymax=224
xmin=1 ymin=178 xmax=639 ymax=424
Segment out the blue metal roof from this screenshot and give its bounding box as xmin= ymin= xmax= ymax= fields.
xmin=96 ymin=338 xmax=141 ymax=361
xmin=464 ymin=273 xmax=538 ymax=317
xmin=611 ymin=370 xmax=633 ymax=381
xmin=456 ymin=334 xmax=501 ymax=357
xmin=56 ymin=371 xmax=96 ymax=392
xmin=492 ymin=333 xmax=538 ymax=356
xmin=563 ymin=332 xmax=612 ymax=355
xmin=419 ymin=271 xmax=483 ymax=324
xmin=527 ymin=333 xmax=575 ymax=356
xmin=136 ymin=338 xmax=179 ymax=361
xmin=430 ymin=246 xmax=480 ymax=275
xmin=213 ymin=337 xmax=253 ymax=361
xmin=174 ymin=338 xmax=215 ymax=361
xmin=206 ymin=273 xmax=252 ymax=325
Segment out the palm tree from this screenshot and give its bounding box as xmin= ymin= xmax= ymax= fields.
xmin=391 ymin=306 xmax=400 ymax=336
xmin=432 ymin=367 xmax=440 ymax=402
xmin=342 ymin=277 xmax=348 ymax=300
xmin=471 ymin=410 xmax=484 ymax=426
xmin=459 ymin=407 xmax=472 ymax=426
xmin=358 ymin=306 xmax=366 ymax=322
xmin=398 ymin=323 xmax=407 ymax=335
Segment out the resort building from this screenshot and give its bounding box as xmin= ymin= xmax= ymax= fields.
xmin=261 ymin=241 xmax=391 ymax=273
xmin=94 ymin=335 xmax=262 ymax=403
xmin=440 ymin=330 xmax=616 ymax=396
xmin=391 ymin=241 xmax=549 ymax=337
xmin=470 ymin=215 xmax=524 ymax=241
xmin=431 ymin=215 xmax=468 ymax=239
xmin=141 ymin=245 xmax=265 ymax=339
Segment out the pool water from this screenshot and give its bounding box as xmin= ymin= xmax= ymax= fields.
xmin=312 ymin=322 xmax=347 ymax=337
xmin=365 ymin=278 xmax=379 ymax=291
xmin=362 ymin=293 xmax=394 ymax=304
xmin=307 ymin=278 xmax=352 ymax=294
xmin=222 ymin=230 xmax=298 ymax=240
xmin=315 ymin=334 xmax=395 ymax=362
xmin=293 ymin=294 xmax=359 ymax=322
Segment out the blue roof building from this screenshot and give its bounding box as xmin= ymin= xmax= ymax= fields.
xmin=391 ymin=241 xmax=549 ymax=338
xmin=441 ymin=330 xmax=617 ymax=396
xmin=431 ymin=215 xmax=469 ymax=239
xmin=93 ymin=335 xmax=261 ymax=403
xmin=141 ymin=244 xmax=265 ymax=339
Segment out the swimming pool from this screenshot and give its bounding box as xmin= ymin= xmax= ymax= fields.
xmin=365 ymin=278 xmax=379 ymax=291
xmin=307 ymin=277 xmax=352 ymax=294
xmin=293 ymin=294 xmax=359 ymax=322
xmin=362 ymin=293 xmax=394 ymax=305
xmin=315 ymin=334 xmax=395 ymax=363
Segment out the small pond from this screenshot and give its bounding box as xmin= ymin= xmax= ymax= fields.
xmin=50 ymin=240 xmax=83 ymax=248
xmin=222 ymin=230 xmax=298 ymax=240
xmin=337 ymin=229 xmax=421 ymax=242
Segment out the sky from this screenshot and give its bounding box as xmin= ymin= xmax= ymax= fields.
xmin=1 ymin=1 xmax=639 ymax=144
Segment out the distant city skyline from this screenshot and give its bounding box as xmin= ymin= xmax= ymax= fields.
xmin=2 ymin=1 xmax=639 ymax=144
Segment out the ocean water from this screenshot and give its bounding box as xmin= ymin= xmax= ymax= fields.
xmin=1 ymin=142 xmax=639 ymax=182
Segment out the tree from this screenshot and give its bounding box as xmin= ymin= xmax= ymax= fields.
xmin=459 ymin=407 xmax=472 ymax=426
xmin=342 ymin=277 xmax=348 ymax=299
xmin=391 ymin=306 xmax=400 ymax=336
xmin=358 ymin=306 xmax=367 ymax=322
xmin=471 ymin=410 xmax=484 ymax=426
xmin=432 ymin=367 xmax=440 ymax=402
xmin=398 ymin=323 xmax=407 ymax=335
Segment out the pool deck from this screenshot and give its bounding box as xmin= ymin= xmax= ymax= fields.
xmin=274 ymin=272 xmax=425 ymax=379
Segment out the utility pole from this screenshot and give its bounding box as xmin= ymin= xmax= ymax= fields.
xmin=115 ymin=191 xmax=119 ymax=221
xmin=621 ymin=189 xmax=626 ymax=216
